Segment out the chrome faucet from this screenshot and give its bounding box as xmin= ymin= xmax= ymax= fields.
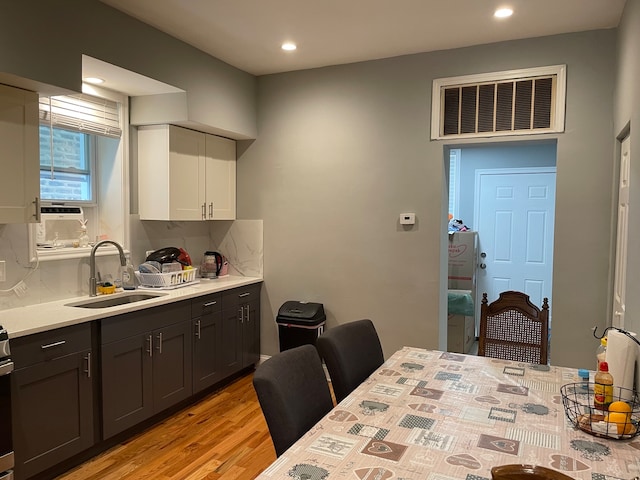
xmin=89 ymin=240 xmax=127 ymax=296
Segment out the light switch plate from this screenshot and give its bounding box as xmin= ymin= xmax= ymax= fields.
xmin=0 ymin=260 xmax=5 ymax=282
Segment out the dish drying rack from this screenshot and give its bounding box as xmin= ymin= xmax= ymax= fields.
xmin=135 ymin=268 xmax=198 ymax=289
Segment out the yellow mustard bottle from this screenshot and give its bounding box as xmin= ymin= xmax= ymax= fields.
xmin=596 ymin=337 xmax=607 ymax=371
xmin=593 ymin=360 xmax=614 ymax=410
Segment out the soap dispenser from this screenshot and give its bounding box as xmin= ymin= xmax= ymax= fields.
xmin=122 ymin=259 xmax=136 ymax=290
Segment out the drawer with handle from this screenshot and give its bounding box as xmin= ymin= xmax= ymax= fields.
xmin=191 ymin=292 xmax=222 ymax=318
xmin=221 ymin=284 xmax=261 ymax=310
xmin=11 ymin=323 xmax=91 ymax=369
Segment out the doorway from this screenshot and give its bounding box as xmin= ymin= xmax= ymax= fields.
xmin=446 ymin=141 xmax=558 ymax=340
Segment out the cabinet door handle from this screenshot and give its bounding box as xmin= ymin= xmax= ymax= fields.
xmin=203 ymin=300 xmax=217 ymax=307
xmin=0 ymin=360 xmax=14 ymax=376
xmin=238 ymin=307 xmax=244 ymax=323
xmin=147 ymin=335 xmax=153 ymax=357
xmin=0 ymin=468 xmax=15 ymax=480
xmin=84 ymin=352 xmax=91 ymax=378
xmin=201 ymin=203 xmax=206 ymax=220
xmin=41 ymin=340 xmax=66 ymax=350
xmin=238 ymin=292 xmax=250 ymax=298
xmin=157 ymin=332 xmax=163 ymax=354
xmin=34 ymin=196 xmax=41 ymax=222
xmin=245 ymin=305 xmax=250 ymax=323
xmin=209 ymin=202 xmax=213 ymax=218
xmin=195 ymin=320 xmax=201 ymax=339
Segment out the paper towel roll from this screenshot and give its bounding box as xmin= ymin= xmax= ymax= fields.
xmin=606 ymin=329 xmax=638 ymax=401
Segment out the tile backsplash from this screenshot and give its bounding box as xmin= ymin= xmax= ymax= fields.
xmin=0 ymin=218 xmax=263 ymax=310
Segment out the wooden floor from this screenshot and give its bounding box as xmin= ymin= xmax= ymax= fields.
xmin=56 ymin=374 xmax=277 ymax=480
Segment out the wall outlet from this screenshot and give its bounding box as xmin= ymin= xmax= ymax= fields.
xmin=0 ymin=260 xmax=5 ymax=282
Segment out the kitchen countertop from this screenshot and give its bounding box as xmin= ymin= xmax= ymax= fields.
xmin=0 ymin=275 xmax=263 ymax=339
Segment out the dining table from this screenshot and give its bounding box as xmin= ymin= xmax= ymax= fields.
xmin=255 ymin=347 xmax=640 ymax=480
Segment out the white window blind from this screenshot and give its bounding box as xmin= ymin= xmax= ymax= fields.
xmin=39 ymin=93 xmax=122 ymax=138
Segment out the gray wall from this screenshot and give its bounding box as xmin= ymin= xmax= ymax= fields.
xmin=614 ymin=0 xmax=640 ymax=339
xmin=240 ymin=29 xmax=617 ymax=368
xmin=456 ymin=142 xmax=557 ymax=229
xmin=0 ymin=0 xmax=630 ymax=370
xmin=613 ymin=0 xmax=640 ymax=393
xmin=0 ymin=0 xmax=257 ymax=139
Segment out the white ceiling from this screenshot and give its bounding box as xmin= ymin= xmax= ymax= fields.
xmin=99 ymin=0 xmax=626 ymax=76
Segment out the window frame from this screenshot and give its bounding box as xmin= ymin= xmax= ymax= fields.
xmin=29 ymin=85 xmax=130 ymax=262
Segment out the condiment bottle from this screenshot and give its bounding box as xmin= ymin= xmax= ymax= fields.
xmin=593 ymin=360 xmax=614 ymax=410
xmin=596 ymin=337 xmax=607 ymax=371
xmin=578 ymin=369 xmax=590 ymax=391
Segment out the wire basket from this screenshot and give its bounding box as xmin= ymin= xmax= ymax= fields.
xmin=135 ymin=268 xmax=198 ymax=289
xmin=561 ymin=383 xmax=640 ymax=439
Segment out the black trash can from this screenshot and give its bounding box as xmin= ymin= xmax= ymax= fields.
xmin=276 ymin=301 xmax=326 ymax=351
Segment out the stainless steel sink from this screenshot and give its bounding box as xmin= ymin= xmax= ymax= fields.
xmin=65 ymin=292 xmax=167 ymax=309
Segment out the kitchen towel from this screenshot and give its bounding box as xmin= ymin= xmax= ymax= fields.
xmin=606 ymin=329 xmax=638 ymax=401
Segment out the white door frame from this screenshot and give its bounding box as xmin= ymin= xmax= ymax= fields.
xmin=612 ymin=134 xmax=630 ymax=329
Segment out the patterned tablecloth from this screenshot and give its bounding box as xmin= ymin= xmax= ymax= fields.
xmin=256 ymin=347 xmax=640 ymax=480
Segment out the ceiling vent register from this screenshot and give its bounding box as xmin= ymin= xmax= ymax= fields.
xmin=431 ymin=65 xmax=566 ymax=140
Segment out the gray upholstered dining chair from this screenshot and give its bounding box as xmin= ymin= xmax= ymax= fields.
xmin=252 ymin=344 xmax=333 ymax=457
xmin=316 ymin=319 xmax=384 ymax=403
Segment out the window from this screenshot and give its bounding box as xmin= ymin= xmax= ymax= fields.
xmin=39 ymin=126 xmax=94 ymax=202
xmin=448 ymin=149 xmax=460 ymax=218
xmin=38 ymin=93 xmax=121 ymax=203
xmin=30 ymin=89 xmax=128 ymax=260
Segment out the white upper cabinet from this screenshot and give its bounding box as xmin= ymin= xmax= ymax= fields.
xmin=0 ymin=84 xmax=39 ymax=223
xmin=138 ymin=124 xmax=236 ymax=221
xmin=205 ymin=134 xmax=236 ymax=220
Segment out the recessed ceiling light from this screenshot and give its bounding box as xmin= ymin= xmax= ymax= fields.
xmin=281 ymin=42 xmax=297 ymax=51
xmin=83 ymin=77 xmax=104 ymax=84
xmin=494 ymin=7 xmax=513 ymax=18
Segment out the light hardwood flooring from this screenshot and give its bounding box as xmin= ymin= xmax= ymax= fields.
xmin=56 ymin=374 xmax=277 ymax=480
xmin=54 ymin=349 xmax=476 ymax=480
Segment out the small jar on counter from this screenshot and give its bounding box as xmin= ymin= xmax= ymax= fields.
xmin=577 ymin=368 xmax=590 ymax=391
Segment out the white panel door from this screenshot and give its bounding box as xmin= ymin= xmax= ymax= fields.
xmin=475 ymin=168 xmax=556 ymax=311
xmin=612 ymin=135 xmax=630 ymax=328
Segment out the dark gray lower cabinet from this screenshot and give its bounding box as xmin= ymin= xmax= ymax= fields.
xmin=243 ymin=293 xmax=260 ymax=367
xmin=221 ymin=304 xmax=243 ymax=376
xmin=101 ymin=300 xmax=192 ymax=439
xmin=221 ymin=284 xmax=261 ymax=377
xmin=11 ymin=324 xmax=94 ymax=480
xmin=100 ymin=334 xmax=153 ymax=438
xmin=10 ymin=282 xmax=261 ymax=479
xmin=192 ymin=293 xmax=223 ymax=393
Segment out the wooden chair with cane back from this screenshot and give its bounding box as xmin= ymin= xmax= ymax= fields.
xmin=479 ymin=291 xmax=549 ymax=365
